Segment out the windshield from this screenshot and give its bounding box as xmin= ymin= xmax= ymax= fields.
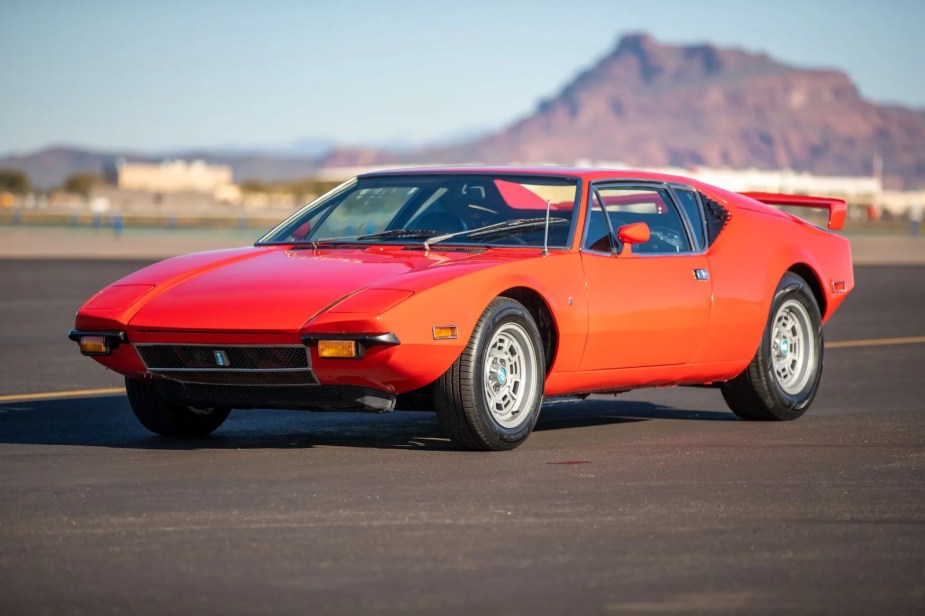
xmin=257 ymin=173 xmax=580 ymax=248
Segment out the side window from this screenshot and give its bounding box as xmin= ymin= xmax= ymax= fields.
xmin=584 ymin=186 xmax=692 ymax=254
xmin=673 ymin=188 xmax=706 ymax=251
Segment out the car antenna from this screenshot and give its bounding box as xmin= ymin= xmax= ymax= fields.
xmin=542 ymin=199 xmax=551 ymax=256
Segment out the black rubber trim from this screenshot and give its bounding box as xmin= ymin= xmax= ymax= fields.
xmin=156 ymin=380 xmax=397 ymax=412
xmin=67 ymin=329 xmax=126 ymax=355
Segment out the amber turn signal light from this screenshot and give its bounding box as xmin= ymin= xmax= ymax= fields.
xmin=432 ymin=326 xmax=458 ymax=340
xmin=317 ymin=340 xmax=359 ymax=358
xmin=79 ymin=335 xmax=109 ymax=355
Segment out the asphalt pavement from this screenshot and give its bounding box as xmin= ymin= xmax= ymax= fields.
xmin=0 ymin=260 xmax=923 ymax=615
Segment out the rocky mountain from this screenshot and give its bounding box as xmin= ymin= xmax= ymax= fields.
xmin=4 ymin=33 xmax=924 ymax=188
xmin=407 ymin=33 xmax=925 ymax=188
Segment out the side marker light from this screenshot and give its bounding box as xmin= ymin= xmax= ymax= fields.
xmin=433 ymin=326 xmax=458 ymax=340
xmin=79 ymin=335 xmax=109 ymax=355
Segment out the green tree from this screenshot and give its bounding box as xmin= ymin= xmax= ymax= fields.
xmin=62 ymin=173 xmax=103 ymax=198
xmin=286 ymin=179 xmax=341 ymax=202
xmin=240 ymin=179 xmax=269 ymax=193
xmin=0 ymin=169 xmax=30 ymax=194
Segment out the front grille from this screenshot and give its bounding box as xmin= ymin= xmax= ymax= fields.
xmin=136 ymin=344 xmax=317 ymax=387
xmin=137 ymin=345 xmax=309 ymax=371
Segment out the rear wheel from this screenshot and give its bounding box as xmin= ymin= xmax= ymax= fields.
xmin=125 ymin=377 xmax=230 ymax=436
xmin=434 ymin=297 xmax=544 ymax=450
xmin=721 ymin=272 xmax=823 ymax=420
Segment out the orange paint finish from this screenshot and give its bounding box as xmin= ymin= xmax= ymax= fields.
xmin=127 ymin=248 xmax=439 ymax=333
xmin=690 ymin=187 xmax=854 ymax=366
xmin=309 ymin=344 xmax=461 ymax=393
xmin=69 ymin=167 xmax=854 ymax=405
xmin=83 ymin=285 xmax=155 ymax=310
xmin=545 ymin=360 xmax=747 ymax=395
xmin=689 ymin=211 xmax=774 ymax=365
xmin=579 ymin=251 xmax=712 ymax=370
xmin=303 ymin=250 xmax=589 ymax=391
xmin=127 ymin=330 xmax=300 ymax=345
xmin=87 ymin=342 xmax=147 ymax=375
xmin=740 ymin=192 xmax=848 ymax=231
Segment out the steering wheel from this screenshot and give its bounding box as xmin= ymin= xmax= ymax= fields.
xmin=646 ymin=226 xmax=686 ymax=252
xmin=410 ymin=213 xmax=469 ymax=234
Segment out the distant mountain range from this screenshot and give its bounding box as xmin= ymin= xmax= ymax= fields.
xmin=4 ymin=33 xmax=924 ymax=189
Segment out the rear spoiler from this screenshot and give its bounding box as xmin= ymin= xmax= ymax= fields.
xmin=740 ymin=192 xmax=847 ymax=231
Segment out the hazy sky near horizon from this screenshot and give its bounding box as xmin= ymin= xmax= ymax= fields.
xmin=1 ymin=0 xmax=923 ymax=154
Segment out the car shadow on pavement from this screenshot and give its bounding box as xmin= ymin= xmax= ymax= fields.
xmin=545 ymin=397 xmax=737 ymax=424
xmin=0 ymin=395 xmax=732 ymax=451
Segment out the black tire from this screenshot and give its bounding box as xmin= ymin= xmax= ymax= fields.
xmin=125 ymin=377 xmax=230 ymax=436
xmin=434 ymin=297 xmax=544 ymax=451
xmin=721 ymin=272 xmax=824 ymax=421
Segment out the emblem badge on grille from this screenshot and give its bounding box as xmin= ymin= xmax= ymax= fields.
xmin=213 ymin=350 xmax=230 ymax=367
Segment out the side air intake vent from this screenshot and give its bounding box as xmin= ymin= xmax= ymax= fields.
xmin=700 ymin=194 xmax=730 ymax=246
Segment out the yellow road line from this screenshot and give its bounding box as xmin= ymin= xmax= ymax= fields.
xmin=0 ymin=387 xmax=124 ymax=403
xmin=826 ymin=336 xmax=925 ymax=349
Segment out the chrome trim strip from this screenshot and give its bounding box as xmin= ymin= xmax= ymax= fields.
xmin=133 ymin=343 xmax=306 ymax=348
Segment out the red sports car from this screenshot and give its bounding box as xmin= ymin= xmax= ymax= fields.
xmin=69 ymin=167 xmax=854 ymax=450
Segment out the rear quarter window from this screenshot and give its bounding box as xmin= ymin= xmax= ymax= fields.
xmin=674 ymin=188 xmax=706 ymax=251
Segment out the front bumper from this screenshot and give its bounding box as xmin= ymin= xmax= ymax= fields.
xmin=155 ymin=379 xmax=396 ymax=412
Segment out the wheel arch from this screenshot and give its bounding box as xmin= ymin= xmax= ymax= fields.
xmin=498 ymin=286 xmax=558 ymax=374
xmin=787 ymin=262 xmax=827 ymax=319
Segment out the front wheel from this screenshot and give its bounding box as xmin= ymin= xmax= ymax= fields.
xmin=125 ymin=377 xmax=230 ymax=436
xmin=434 ymin=297 xmax=544 ymax=450
xmin=721 ymin=272 xmax=823 ymax=420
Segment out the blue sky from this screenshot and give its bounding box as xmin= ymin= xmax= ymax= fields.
xmin=1 ymin=0 xmax=923 ymax=154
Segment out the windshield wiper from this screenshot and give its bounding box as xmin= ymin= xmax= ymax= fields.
xmin=424 ymin=217 xmax=569 ymax=249
xmin=356 ymin=229 xmax=440 ymax=241
xmin=296 ymin=228 xmax=440 ymax=248
xmin=302 ymin=235 xmax=361 ymax=248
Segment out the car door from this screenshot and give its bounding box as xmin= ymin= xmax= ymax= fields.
xmin=579 ymin=182 xmax=712 ymax=371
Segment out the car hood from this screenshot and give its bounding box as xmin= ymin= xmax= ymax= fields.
xmin=128 ymin=246 xmax=491 ymax=332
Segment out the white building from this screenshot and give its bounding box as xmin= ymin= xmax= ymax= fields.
xmin=117 ymin=160 xmax=233 ymax=194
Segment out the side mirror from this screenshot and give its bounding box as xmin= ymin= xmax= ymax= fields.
xmin=291 ymin=220 xmax=312 ymax=241
xmin=616 ymin=222 xmax=649 ymax=256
